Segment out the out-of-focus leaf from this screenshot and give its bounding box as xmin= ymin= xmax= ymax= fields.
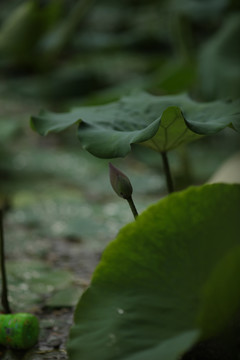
xmin=46 ymin=287 xmax=84 ymax=308
xmin=170 ymin=0 xmax=230 ymax=21
xmin=0 ymin=1 xmax=47 ymax=65
xmin=198 ymin=13 xmax=240 ymax=100
xmin=37 ymin=0 xmax=94 ymax=66
xmin=0 ymin=260 xmax=74 ymax=312
xmin=0 ymin=1 xmax=39 ymax=59
xmin=153 ymin=60 xmax=197 ymax=94
xmin=0 ymin=119 xmax=20 ymax=145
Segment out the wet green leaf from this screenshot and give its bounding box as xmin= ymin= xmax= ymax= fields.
xmin=68 ymin=184 xmax=240 ymax=360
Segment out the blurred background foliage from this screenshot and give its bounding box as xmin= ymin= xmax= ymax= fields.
xmin=0 ymin=0 xmax=239 ymax=296
xmin=0 ymin=0 xmax=239 ymax=103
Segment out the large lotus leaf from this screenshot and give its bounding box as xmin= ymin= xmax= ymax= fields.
xmin=31 ymin=93 xmax=240 ymax=158
xmin=67 ymin=184 xmax=240 ymax=360
xmin=198 ymin=245 xmax=240 ymax=339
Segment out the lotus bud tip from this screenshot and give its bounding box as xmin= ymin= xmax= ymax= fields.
xmin=109 ymin=163 xmax=133 ymax=200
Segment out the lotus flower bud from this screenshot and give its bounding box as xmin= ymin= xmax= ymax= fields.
xmin=109 ymin=163 xmax=133 ymax=200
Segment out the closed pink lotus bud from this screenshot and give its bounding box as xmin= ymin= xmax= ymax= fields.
xmin=109 ymin=163 xmax=133 ymax=200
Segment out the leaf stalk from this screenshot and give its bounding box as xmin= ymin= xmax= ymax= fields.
xmin=0 ymin=209 xmax=11 ymax=314
xmin=161 ymin=152 xmax=174 ymax=194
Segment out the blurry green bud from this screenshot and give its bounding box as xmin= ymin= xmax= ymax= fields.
xmin=109 ymin=163 xmax=133 ymax=200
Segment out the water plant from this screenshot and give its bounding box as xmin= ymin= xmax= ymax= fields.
xmin=31 ymin=92 xmax=240 ymax=359
xmin=31 ymin=92 xmax=240 ymax=193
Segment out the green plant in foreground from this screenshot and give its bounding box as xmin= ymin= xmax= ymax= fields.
xmin=67 ymin=184 xmax=240 ymax=360
xmin=31 ymin=92 xmax=240 ymax=359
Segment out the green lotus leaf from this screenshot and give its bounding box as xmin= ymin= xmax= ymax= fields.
xmin=67 ymin=183 xmax=240 ymax=360
xmin=31 ymin=93 xmax=240 ymax=158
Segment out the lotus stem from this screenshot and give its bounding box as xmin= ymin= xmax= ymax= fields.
xmin=0 ymin=209 xmax=11 ymax=314
xmin=161 ymin=152 xmax=174 ymax=194
xmin=127 ymin=197 xmax=138 ymax=220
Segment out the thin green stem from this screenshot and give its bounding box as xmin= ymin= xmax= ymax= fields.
xmin=0 ymin=209 xmax=11 ymax=314
xmin=161 ymin=151 xmax=174 ymax=194
xmin=127 ymin=196 xmax=138 ymax=220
